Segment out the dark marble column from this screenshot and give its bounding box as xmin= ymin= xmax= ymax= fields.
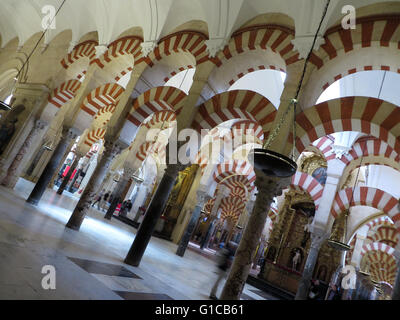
xmin=220 ymin=170 xmax=291 ymax=300
xmin=66 ymin=139 xmax=122 ymax=230
xmin=295 ymin=226 xmax=328 ymax=300
xmin=104 ymin=166 xmax=135 ymax=220
xmin=56 ymin=152 xmax=83 ymax=195
xmin=1 ymin=119 xmax=46 ymax=188
xmin=26 ymin=127 xmax=78 ymax=205
xmin=391 ymin=251 xmax=400 ymax=300
xmin=124 ymin=163 xmax=185 ymax=267
xmin=201 ymin=218 xmax=217 ymax=249
xmin=176 ymin=190 xmax=210 ymax=257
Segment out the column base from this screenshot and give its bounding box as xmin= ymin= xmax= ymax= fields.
xmin=26 ymin=198 xmax=39 ymax=206
xmin=65 ymin=221 xmax=81 ymax=231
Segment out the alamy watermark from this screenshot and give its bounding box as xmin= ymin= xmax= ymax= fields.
xmin=41 ymin=5 xmax=56 ymax=30
xmin=341 ymin=5 xmax=356 ymax=30
xmin=341 ymin=264 xmax=357 ymax=290
xmin=41 ymin=265 xmax=56 ymax=290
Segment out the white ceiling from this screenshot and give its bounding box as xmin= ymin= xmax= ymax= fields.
xmin=1 ymin=0 xmax=397 ymax=55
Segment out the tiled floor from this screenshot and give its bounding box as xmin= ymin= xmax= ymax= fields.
xmin=0 ymin=178 xmax=271 ymax=300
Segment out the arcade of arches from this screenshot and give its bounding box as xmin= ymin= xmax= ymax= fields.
xmin=0 ymin=0 xmax=399 ymax=301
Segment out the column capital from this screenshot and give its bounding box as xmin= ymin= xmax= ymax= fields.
xmin=254 ymin=168 xmax=292 ymax=203
xmin=103 ymin=139 xmax=125 ymax=159
xmin=122 ymin=166 xmax=136 ymax=179
xmin=141 ymin=41 xmax=157 ymax=57
xmin=61 ymin=126 xmax=80 ymax=141
xmin=95 ymin=44 xmax=108 ymax=58
xmin=34 ymin=119 xmax=47 ymax=130
xmin=196 ymin=189 xmax=211 ymax=205
xmin=164 ymin=163 xmax=187 ymax=179
xmin=205 ymin=38 xmax=228 ymax=57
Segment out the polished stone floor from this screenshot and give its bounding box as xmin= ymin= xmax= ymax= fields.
xmin=0 ymin=178 xmax=267 ymax=300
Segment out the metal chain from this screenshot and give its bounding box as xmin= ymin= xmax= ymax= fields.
xmin=263 ymin=0 xmax=331 ymax=158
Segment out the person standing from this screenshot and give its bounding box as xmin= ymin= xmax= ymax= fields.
xmin=100 ymin=191 xmax=110 ymax=212
xmin=210 ymin=241 xmax=237 ymax=300
xmin=91 ymin=189 xmax=105 ymax=210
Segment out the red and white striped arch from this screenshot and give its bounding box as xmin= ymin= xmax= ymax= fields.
xmin=361 ymin=245 xmax=398 ymax=285
xmin=289 ymin=172 xmax=324 ymax=209
xmin=143 ymin=110 xmax=177 ymax=129
xmin=83 ymin=127 xmax=106 ymax=148
xmin=213 ymin=160 xmax=256 ymax=185
xmin=91 ymin=36 xmax=142 ymax=68
xmin=136 ymin=31 xmax=209 ymax=67
xmin=192 ymin=90 xmax=277 ymax=135
xmin=133 ymin=141 xmax=166 ymax=163
xmin=194 ymin=154 xmax=209 ymax=175
xmin=204 ymin=198 xmax=215 ymax=214
xmin=331 ymin=186 xmax=400 ymax=231
xmin=310 ymin=136 xmax=335 ymax=160
xmin=361 ymin=242 xmax=396 ymax=258
xmin=295 ymin=97 xmax=400 ymax=155
xmin=371 ymin=226 xmax=399 ymax=247
xmin=220 ymin=196 xmax=246 ymax=223
xmin=213 ymin=25 xmax=300 ymax=68
xmin=127 ymin=86 xmax=186 ymax=127
xmin=309 ymin=15 xmax=400 ymax=71
xmin=340 ymin=137 xmax=400 ymax=174
xmin=365 ymin=216 xmax=394 ymax=233
xmin=268 ymin=204 xmax=279 ymax=224
xmin=163 ymin=64 xmax=194 ymax=83
xmin=228 ymin=64 xmax=285 ymax=87
xmin=80 ymin=83 xmax=125 ymax=117
xmin=61 ymin=40 xmax=97 ymax=79
xmin=219 ymin=175 xmax=254 ymax=201
xmin=84 ymin=143 xmax=100 ymax=161
xmin=48 ymin=79 xmax=82 ymax=109
xmin=321 ymin=66 xmax=400 ymax=94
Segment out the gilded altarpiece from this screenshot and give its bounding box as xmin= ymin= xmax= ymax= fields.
xmin=159 ymin=164 xmax=198 ymax=239
xmin=259 ymin=153 xmax=340 ymax=294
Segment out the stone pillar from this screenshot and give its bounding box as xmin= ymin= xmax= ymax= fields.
xmin=220 ymin=171 xmax=291 ymax=300
xmin=176 ymin=190 xmax=210 ymax=257
xmin=124 ymin=163 xmax=186 ymax=267
xmin=26 ymin=127 xmax=78 ymax=205
xmin=350 ymin=227 xmax=368 ymax=267
xmin=104 ymin=166 xmax=135 ymax=219
xmin=56 ymin=152 xmax=83 ymax=195
xmin=391 ymin=249 xmax=400 ymax=300
xmin=1 ymin=119 xmax=46 ymax=188
xmin=295 ymin=226 xmax=328 ymax=300
xmin=65 ymin=139 xmax=122 ymax=230
xmin=200 ymin=188 xmax=226 ymax=249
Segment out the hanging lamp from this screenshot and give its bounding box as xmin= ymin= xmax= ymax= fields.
xmin=249 ymin=0 xmax=331 ymax=178
xmin=327 ymin=209 xmax=351 ymax=251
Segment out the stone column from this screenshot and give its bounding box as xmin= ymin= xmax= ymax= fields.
xmin=220 ymin=171 xmax=291 ymax=300
xmin=350 ymin=228 xmax=368 ymax=267
xmin=104 ymin=166 xmax=135 ymax=220
xmin=176 ymin=190 xmax=210 ymax=257
xmin=56 ymin=151 xmax=83 ymax=195
xmin=200 ymin=188 xmax=226 ymax=249
xmin=391 ymin=249 xmax=400 ymax=300
xmin=295 ymin=226 xmax=328 ymax=300
xmin=26 ymin=127 xmax=78 ymax=205
xmin=65 ymin=139 xmax=122 ymax=230
xmin=1 ymin=119 xmax=46 ymax=188
xmin=124 ymin=163 xmax=186 ymax=267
